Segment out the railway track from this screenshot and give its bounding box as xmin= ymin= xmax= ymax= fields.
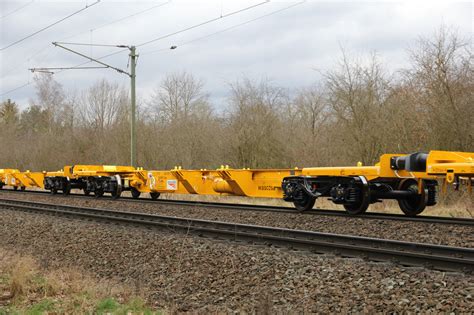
xmin=0 ymin=197 xmax=473 ymax=273
xmin=1 ymin=188 xmax=474 ymax=226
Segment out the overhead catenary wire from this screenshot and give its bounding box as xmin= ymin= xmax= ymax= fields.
xmin=0 ymin=0 xmax=35 ymax=19
xmin=53 ymin=42 xmax=127 ymax=48
xmin=1 ymin=0 xmax=170 ymax=78
xmin=1 ymin=1 xmax=270 ymax=97
xmin=0 ymin=0 xmax=101 ymax=51
xmin=50 ymin=1 xmax=271 ymax=72
xmin=29 ymin=66 xmax=108 ymax=73
xmin=0 ymin=82 xmax=31 ymax=98
xmin=141 ymin=1 xmax=306 ymax=55
xmin=59 ymin=0 xmax=171 ymax=42
xmin=136 ymin=0 xmax=269 ymax=47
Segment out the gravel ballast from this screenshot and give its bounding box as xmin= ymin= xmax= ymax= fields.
xmin=1 ymin=191 xmax=473 ymax=248
xmin=0 ymin=206 xmax=473 ymax=312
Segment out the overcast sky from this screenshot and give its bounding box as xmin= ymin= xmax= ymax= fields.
xmin=0 ymin=0 xmax=472 ymax=110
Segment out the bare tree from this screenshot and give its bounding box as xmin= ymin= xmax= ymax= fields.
xmin=145 ymin=72 xmax=219 ymax=168
xmin=79 ymin=79 xmax=128 ymax=132
xmin=74 ymin=79 xmax=129 ymax=164
xmin=324 ymin=50 xmax=392 ymax=164
xmin=226 ymin=77 xmax=288 ymax=168
xmin=282 ymin=85 xmax=331 ymax=166
xmin=31 ymin=73 xmax=66 ymax=132
xmin=405 ymin=26 xmax=473 ymax=151
xmin=149 ymin=71 xmax=210 ymax=123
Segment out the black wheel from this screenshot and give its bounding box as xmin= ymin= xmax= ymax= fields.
xmin=13 ymin=186 xmax=18 ymax=191
xmin=111 ymin=187 xmax=122 ymax=199
xmin=343 ymin=177 xmax=370 ymax=215
xmin=343 ymin=199 xmax=369 ymax=214
xmin=293 ymin=193 xmax=316 ymax=212
xmin=20 ymin=186 xmax=26 ymax=191
xmin=84 ymin=190 xmax=90 ymax=196
xmin=131 ymin=188 xmax=141 ymax=199
xmin=51 ymin=188 xmax=57 ymax=195
xmin=398 ymin=179 xmax=427 ymax=216
xmin=111 ymin=175 xmax=122 ymax=200
xmin=150 ymin=192 xmax=160 ymax=200
xmin=0 ymin=184 xmax=3 ymax=190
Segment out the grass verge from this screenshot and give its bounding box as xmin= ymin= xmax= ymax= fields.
xmin=0 ymin=248 xmax=158 ymax=314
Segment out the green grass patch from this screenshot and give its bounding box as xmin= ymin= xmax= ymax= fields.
xmin=95 ymin=297 xmax=155 ymax=315
xmin=96 ymin=297 xmax=119 ymax=313
xmin=26 ymin=299 xmax=55 ymax=315
xmin=0 ymin=306 xmax=19 ymax=315
xmin=118 ymin=297 xmax=154 ymax=315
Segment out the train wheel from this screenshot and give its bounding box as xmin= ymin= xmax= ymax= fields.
xmin=150 ymin=192 xmax=160 ymax=200
xmin=293 ymin=193 xmax=316 ymax=212
xmin=84 ymin=190 xmax=90 ymax=196
xmin=51 ymin=188 xmax=57 ymax=195
xmin=20 ymin=186 xmax=26 ymax=191
xmin=343 ymin=199 xmax=369 ymax=215
xmin=111 ymin=187 xmax=122 ymax=199
xmin=131 ymin=188 xmax=141 ymax=199
xmin=111 ymin=175 xmax=122 ymax=200
xmin=13 ymin=186 xmax=18 ymax=191
xmin=398 ymin=179 xmax=427 ymax=216
xmin=343 ymin=178 xmax=370 ymax=215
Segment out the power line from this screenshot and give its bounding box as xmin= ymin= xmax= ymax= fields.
xmin=137 ymin=0 xmax=269 ymax=47
xmin=1 ymin=1 xmax=170 ymax=78
xmin=1 ymin=1 xmax=271 ymax=97
xmin=53 ymin=1 xmax=270 ymax=72
xmin=2 ymin=0 xmax=267 ymax=79
xmin=53 ymin=42 xmax=126 ymax=48
xmin=29 ymin=66 xmax=108 ymax=73
xmin=60 ymin=0 xmax=171 ymax=42
xmin=0 ymin=0 xmax=35 ymax=19
xmin=142 ymin=1 xmax=306 ymax=55
xmin=0 ymin=1 xmax=283 ymax=99
xmin=0 ymin=0 xmax=271 ymax=98
xmin=0 ymin=0 xmax=101 ymax=51
xmin=0 ymin=82 xmax=31 ymax=98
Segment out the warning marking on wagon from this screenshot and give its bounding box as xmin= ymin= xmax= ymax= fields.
xmin=167 ymin=179 xmax=178 ymax=190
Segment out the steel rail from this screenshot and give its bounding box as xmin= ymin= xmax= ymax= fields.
xmin=0 ymin=198 xmax=472 ymax=273
xmin=1 ymin=188 xmax=473 ymax=226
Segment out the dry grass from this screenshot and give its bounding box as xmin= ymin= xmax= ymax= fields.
xmin=0 ymin=248 xmax=158 ymax=314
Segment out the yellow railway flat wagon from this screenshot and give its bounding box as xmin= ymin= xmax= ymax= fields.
xmin=43 ymin=165 xmax=148 ymax=198
xmin=282 ymin=150 xmax=473 ymax=215
xmin=2 ymin=150 xmax=471 ymax=217
xmin=131 ymin=150 xmax=473 ymax=216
